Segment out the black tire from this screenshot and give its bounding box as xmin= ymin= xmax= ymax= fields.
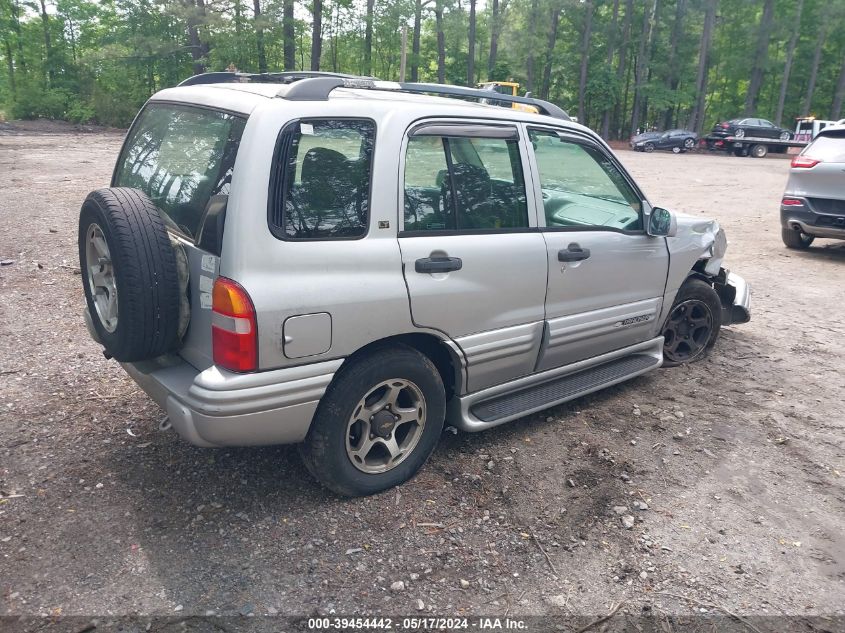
xmin=683 ymin=137 xmax=696 ymax=150
xmin=644 ymin=142 xmax=655 ymax=153
xmin=750 ymin=143 xmax=768 ymax=158
xmin=662 ymin=278 xmax=722 ymax=367
xmin=781 ymin=227 xmax=814 ymax=249
xmin=733 ymin=147 xmax=748 ymax=157
xmin=300 ymin=345 xmax=446 ymax=497
xmin=78 ymin=188 xmax=181 ymax=362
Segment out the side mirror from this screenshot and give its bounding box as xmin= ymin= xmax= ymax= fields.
xmin=647 ymin=206 xmax=677 ymax=237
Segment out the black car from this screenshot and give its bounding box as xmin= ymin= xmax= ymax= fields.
xmin=629 ymin=131 xmax=662 ymax=148
xmin=631 ymin=129 xmax=698 ymax=153
xmin=711 ymin=117 xmax=792 ymax=141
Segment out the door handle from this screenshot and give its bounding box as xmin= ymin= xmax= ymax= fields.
xmin=415 ymin=256 xmax=463 ymax=273
xmin=558 ymin=243 xmax=591 ymax=262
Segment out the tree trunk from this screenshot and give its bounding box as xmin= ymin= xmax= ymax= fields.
xmin=630 ymin=0 xmax=657 ymax=133
xmin=774 ymin=0 xmax=803 ymax=125
xmin=435 ymin=0 xmax=445 ymax=83
xmin=525 ymin=0 xmax=539 ymax=92
xmin=488 ymin=0 xmax=499 ymax=78
xmin=411 ymin=0 xmax=422 ymax=81
xmin=38 ymin=0 xmax=53 ymax=84
xmin=690 ymin=0 xmax=717 ymax=135
xmin=832 ymin=54 xmax=845 ymax=119
xmin=4 ymin=36 xmax=15 ymax=96
xmin=662 ymin=0 xmax=686 ymax=129
xmin=744 ymin=0 xmax=775 ymax=115
xmin=578 ymin=0 xmax=594 ymax=123
xmin=612 ymin=0 xmax=633 ymax=138
xmin=467 ymin=0 xmax=476 ymax=85
xmin=311 ymin=0 xmax=322 ymax=70
xmin=364 ymin=0 xmax=374 ymax=76
xmin=253 ymin=0 xmax=267 ymax=74
xmin=600 ymin=0 xmax=620 ymax=138
xmin=283 ymin=0 xmax=295 ymax=70
xmin=540 ymin=5 xmax=562 ymax=100
xmin=185 ymin=0 xmax=206 ymax=77
xmin=802 ymin=18 xmax=828 ymax=116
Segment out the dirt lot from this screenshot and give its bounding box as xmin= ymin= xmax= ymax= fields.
xmin=1 ymin=124 xmax=844 ymax=630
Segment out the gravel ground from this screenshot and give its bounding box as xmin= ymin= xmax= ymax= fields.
xmin=1 ymin=123 xmax=844 ymax=629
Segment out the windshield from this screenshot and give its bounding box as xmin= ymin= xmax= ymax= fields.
xmin=113 ymin=103 xmax=246 ymax=240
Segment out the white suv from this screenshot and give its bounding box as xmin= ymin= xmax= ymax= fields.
xmin=78 ymin=72 xmax=750 ymax=496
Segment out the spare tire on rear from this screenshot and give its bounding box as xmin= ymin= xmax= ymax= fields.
xmin=78 ymin=188 xmax=182 ymax=362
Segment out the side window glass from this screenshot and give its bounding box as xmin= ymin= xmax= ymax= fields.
xmin=403 ymin=132 xmax=528 ymax=232
xmin=529 ymin=129 xmax=642 ymax=231
xmin=271 ymin=119 xmax=374 ymax=239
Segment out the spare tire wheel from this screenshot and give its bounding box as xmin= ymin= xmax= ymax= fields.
xmin=78 ymin=187 xmax=184 ymax=362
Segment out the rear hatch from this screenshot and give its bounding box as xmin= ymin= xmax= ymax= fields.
xmin=111 ymin=102 xmax=247 ymax=370
xmin=787 ymin=129 xmax=845 ymax=208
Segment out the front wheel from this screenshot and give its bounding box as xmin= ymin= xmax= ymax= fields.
xmin=644 ymin=142 xmax=655 ymax=153
xmin=779 ymin=131 xmax=790 ymax=141
xmin=299 ymin=345 xmax=446 ymax=496
xmin=662 ymin=279 xmax=722 ymax=366
xmin=735 ymin=128 xmax=746 ymax=138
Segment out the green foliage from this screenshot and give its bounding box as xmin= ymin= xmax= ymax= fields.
xmin=1 ymin=0 xmax=844 ymax=136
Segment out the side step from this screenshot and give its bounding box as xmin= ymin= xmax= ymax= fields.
xmin=470 ymin=353 xmax=659 ymax=424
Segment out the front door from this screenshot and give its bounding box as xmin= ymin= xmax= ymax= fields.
xmin=525 ymin=127 xmax=670 ymax=371
xmin=399 ymin=122 xmax=548 ymax=391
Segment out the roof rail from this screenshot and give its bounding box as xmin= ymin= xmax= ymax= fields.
xmin=280 ymin=76 xmax=571 ymax=121
xmin=178 ymin=71 xmax=361 ymax=87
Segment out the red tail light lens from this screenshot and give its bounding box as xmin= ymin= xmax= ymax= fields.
xmin=781 ymin=198 xmax=803 ymax=206
xmin=212 ymin=277 xmax=257 ymax=372
xmin=791 ymin=156 xmax=820 ymax=168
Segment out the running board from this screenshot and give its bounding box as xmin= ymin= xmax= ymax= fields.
xmin=448 ymin=337 xmax=664 ymax=432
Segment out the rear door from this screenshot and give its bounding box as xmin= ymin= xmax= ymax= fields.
xmin=525 ymin=126 xmax=669 ymax=371
xmin=112 ymin=102 xmax=247 ymax=370
xmin=398 ymin=121 xmax=548 ymax=392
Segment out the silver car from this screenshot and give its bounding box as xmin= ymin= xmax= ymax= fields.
xmin=781 ymin=123 xmax=845 ymax=248
xmin=78 ymin=73 xmax=750 ymax=496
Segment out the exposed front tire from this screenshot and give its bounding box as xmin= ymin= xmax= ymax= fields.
xmin=662 ymin=279 xmax=722 ymax=367
xmin=299 ymin=345 xmax=446 ymax=497
xmin=781 ymin=227 xmax=814 ymax=249
xmin=78 ymin=188 xmax=183 ymax=362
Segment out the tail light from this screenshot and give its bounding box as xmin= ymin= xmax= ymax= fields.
xmin=791 ymin=155 xmax=820 ymax=168
xmin=781 ymin=198 xmax=803 ymax=206
xmin=212 ymin=277 xmax=257 ymax=372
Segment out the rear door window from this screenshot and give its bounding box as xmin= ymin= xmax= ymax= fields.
xmin=113 ymin=103 xmax=246 ymax=240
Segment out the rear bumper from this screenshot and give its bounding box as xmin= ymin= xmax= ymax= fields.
xmin=781 ymin=204 xmax=845 ymax=239
xmin=122 ymin=357 xmax=343 ymax=447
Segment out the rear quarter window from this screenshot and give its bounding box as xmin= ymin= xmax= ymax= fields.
xmin=113 ymin=103 xmax=246 ymax=240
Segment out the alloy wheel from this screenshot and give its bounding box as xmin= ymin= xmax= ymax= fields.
xmin=85 ymin=223 xmax=118 ymax=333
xmin=663 ymin=299 xmax=714 ymax=363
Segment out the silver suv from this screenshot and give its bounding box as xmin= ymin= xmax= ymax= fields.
xmin=78 ymin=72 xmax=750 ymax=496
xmin=780 ymin=122 xmax=845 ymax=248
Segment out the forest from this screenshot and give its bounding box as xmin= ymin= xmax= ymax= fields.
xmin=1 ymin=0 xmax=845 ymax=139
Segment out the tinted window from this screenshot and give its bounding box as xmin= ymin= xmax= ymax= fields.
xmin=529 ymin=129 xmax=642 ymax=231
xmin=271 ymin=119 xmax=374 ymax=239
xmin=805 ymin=133 xmax=845 ymax=162
xmin=114 ymin=104 xmax=245 ymax=239
xmin=759 ymin=119 xmax=774 ymax=127
xmin=404 ymin=133 xmax=528 ymax=231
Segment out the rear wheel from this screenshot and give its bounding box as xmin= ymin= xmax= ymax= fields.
xmin=300 ymin=345 xmax=446 ymax=496
xmin=733 ymin=146 xmax=749 ymax=157
xmin=750 ymin=143 xmax=768 ymax=158
xmin=781 ymin=227 xmax=814 ymax=249
xmin=683 ymin=137 xmax=696 ymax=150
xmin=662 ymin=279 xmax=722 ymax=366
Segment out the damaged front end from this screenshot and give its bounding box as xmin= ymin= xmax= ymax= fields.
xmin=672 ymin=217 xmax=751 ymax=326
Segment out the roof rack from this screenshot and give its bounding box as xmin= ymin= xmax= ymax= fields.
xmin=177 ymin=72 xmax=571 ymax=121
xmin=178 ymin=71 xmax=362 ymax=87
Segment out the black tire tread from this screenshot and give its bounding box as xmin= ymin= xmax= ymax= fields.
xmin=662 ymin=278 xmax=722 ymax=367
xmin=781 ymin=228 xmax=814 ymax=249
xmin=78 ymin=187 xmax=181 ymax=361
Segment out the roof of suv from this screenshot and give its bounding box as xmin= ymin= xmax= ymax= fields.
xmin=149 ymin=81 xmax=591 ymax=136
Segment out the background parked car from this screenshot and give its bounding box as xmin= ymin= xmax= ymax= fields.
xmin=711 ymin=118 xmax=792 ymax=140
xmin=632 ymin=129 xmax=698 ymax=153
xmin=780 ymin=123 xmax=845 ymax=249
